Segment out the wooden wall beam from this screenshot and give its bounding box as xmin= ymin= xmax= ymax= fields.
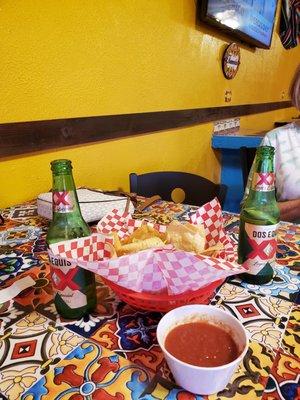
xmin=0 ymin=101 xmax=292 ymax=157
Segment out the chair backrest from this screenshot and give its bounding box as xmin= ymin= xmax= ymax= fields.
xmin=129 ymin=171 xmax=227 ymax=208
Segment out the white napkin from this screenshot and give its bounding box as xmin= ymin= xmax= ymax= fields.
xmin=37 ymin=188 xmax=135 ymax=223
xmin=0 ymin=276 xmax=35 ymax=303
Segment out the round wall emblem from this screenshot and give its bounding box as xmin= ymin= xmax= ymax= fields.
xmin=222 ymin=43 xmax=241 ymax=80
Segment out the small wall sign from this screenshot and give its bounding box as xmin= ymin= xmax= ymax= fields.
xmin=222 ymin=43 xmax=241 ymax=79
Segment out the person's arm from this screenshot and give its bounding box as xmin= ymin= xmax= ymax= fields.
xmin=278 ymin=199 xmax=300 ymax=222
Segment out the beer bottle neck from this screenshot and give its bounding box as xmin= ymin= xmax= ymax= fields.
xmin=51 ymin=171 xmax=82 ymax=218
xmin=247 ymin=185 xmax=276 ymax=202
xmin=247 ymin=151 xmax=276 ymax=202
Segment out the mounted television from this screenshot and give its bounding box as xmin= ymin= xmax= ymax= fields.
xmin=197 ymin=0 xmax=278 ymax=49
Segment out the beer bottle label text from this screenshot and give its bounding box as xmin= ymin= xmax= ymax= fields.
xmin=53 ymin=191 xmax=75 ymax=213
xmin=48 ymin=251 xmax=88 ymax=309
xmin=252 ymin=172 xmax=275 ymax=192
xmin=241 ymin=223 xmax=278 ymax=275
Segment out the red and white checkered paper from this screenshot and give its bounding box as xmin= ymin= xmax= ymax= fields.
xmin=49 ymin=198 xmax=247 ymax=295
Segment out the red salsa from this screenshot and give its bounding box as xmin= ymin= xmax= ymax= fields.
xmin=164 ymin=321 xmax=239 ymax=367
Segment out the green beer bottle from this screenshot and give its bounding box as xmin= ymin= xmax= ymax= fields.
xmin=238 ymin=146 xmax=280 ymax=284
xmin=46 ymin=159 xmax=97 ymax=319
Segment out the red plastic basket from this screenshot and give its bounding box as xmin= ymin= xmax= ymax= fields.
xmin=101 ymin=278 xmax=224 ymax=312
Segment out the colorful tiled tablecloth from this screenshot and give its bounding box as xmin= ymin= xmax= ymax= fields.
xmin=0 ymin=199 xmax=299 ymax=400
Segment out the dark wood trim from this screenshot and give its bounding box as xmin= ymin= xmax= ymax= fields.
xmin=0 ymin=100 xmax=292 ymax=157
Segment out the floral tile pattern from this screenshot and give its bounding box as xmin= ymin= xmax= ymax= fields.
xmin=0 ymin=301 xmax=28 ymax=336
xmin=92 ymin=317 xmax=167 ymax=376
xmin=1 ymin=203 xmax=38 ymax=222
xmin=141 ymin=374 xmax=205 ymax=399
xmin=0 ymin=248 xmax=41 ymax=286
xmin=133 ymin=199 xmax=197 ymax=225
xmin=22 ymin=340 xmax=154 ymax=400
xmin=0 ymin=225 xmax=42 ymax=248
xmin=277 ymin=223 xmax=300 ymax=245
xmin=229 ymin=262 xmax=300 ymax=304
xmin=91 ymin=306 xmax=167 ymax=376
xmin=92 ymin=312 xmax=278 ymax=399
xmin=0 ymin=311 xmax=84 ymax=400
xmin=125 ymin=345 xmax=168 ymax=378
xmin=139 ymin=341 xmax=275 ymax=400
xmin=0 ymin=199 xmax=299 ymax=399
xmin=37 ymin=279 xmax=120 ymax=337
xmin=280 ymin=306 xmax=300 ymax=359
xmin=210 ymin=283 xmax=293 ymax=351
xmin=91 ymin=302 xmax=160 ymax=341
xmin=91 ymin=305 xmax=159 ymax=348
xmin=262 ymin=350 xmax=300 ymax=400
xmin=1 ymin=265 xmax=53 ymax=311
xmin=208 ymin=342 xmax=275 ymax=400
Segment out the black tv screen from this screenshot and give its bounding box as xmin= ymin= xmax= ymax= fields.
xmin=198 ymin=0 xmax=278 ymax=49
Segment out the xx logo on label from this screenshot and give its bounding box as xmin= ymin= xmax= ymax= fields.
xmin=248 ymin=238 xmax=277 ymax=260
xmin=51 ymin=268 xmax=80 ymax=291
xmin=255 ymin=173 xmax=275 ymax=187
xmin=53 ymin=191 xmax=71 ymax=207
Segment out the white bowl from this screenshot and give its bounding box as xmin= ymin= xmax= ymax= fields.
xmin=156 ymin=304 xmax=248 ymax=395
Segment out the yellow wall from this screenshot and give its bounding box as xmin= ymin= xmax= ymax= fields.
xmin=0 ymin=0 xmax=299 ymax=208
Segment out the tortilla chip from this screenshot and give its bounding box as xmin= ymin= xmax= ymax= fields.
xmin=166 ymin=221 xmax=206 ymax=254
xmin=111 ymin=232 xmax=122 ymax=252
xmin=117 ymin=236 xmax=165 ymax=256
xmin=200 ymin=243 xmax=224 ymax=257
xmin=111 ymin=220 xmax=220 ymax=258
xmin=123 ymin=225 xmax=167 ymax=243
xmin=106 ymin=242 xmax=118 ymax=259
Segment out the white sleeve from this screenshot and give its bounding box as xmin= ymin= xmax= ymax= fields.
xmin=261 ymin=135 xmax=272 ymax=146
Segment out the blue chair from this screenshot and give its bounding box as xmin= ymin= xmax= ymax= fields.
xmin=129 ymin=171 xmax=227 ymax=208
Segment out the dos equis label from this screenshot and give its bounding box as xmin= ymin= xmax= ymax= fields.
xmin=241 ymin=223 xmax=278 ymax=275
xmin=53 ymin=191 xmax=75 ymax=213
xmin=252 ymin=172 xmax=275 ymax=192
xmin=48 ymin=251 xmax=87 ymax=309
